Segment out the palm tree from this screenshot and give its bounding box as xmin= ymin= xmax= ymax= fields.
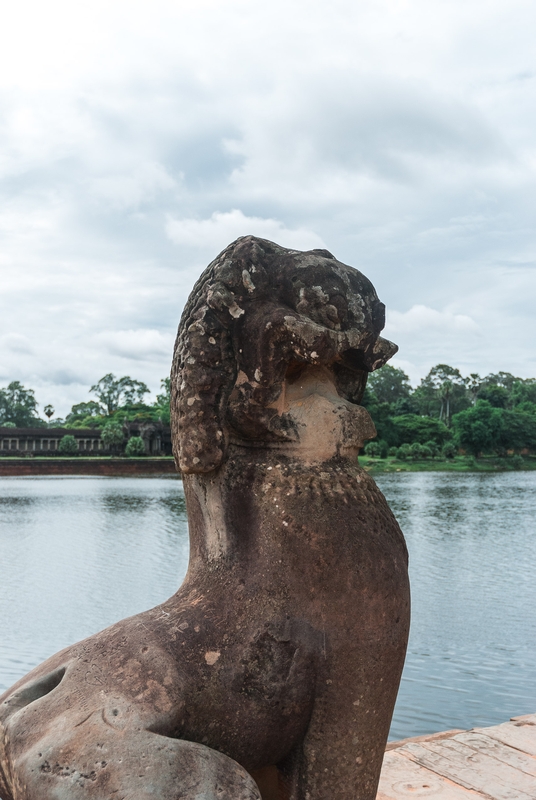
xmin=439 ymin=380 xmax=453 ymax=426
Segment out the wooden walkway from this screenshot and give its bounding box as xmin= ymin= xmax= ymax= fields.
xmin=378 ymin=714 xmax=536 ymax=799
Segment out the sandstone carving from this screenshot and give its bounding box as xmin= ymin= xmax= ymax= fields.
xmin=0 ymin=236 xmax=410 ymax=800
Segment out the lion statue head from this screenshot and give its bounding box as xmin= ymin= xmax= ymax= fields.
xmin=172 ymin=236 xmax=397 ymax=474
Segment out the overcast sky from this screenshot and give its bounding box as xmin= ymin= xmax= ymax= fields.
xmin=1 ymin=0 xmax=535 ymax=417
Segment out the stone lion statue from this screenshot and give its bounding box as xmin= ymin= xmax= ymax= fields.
xmin=0 ymin=236 xmax=409 ymax=800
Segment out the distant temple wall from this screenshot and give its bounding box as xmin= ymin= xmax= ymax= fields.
xmin=0 ymin=425 xmax=172 ymax=457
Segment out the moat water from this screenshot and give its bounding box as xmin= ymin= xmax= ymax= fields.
xmin=0 ymin=472 xmax=534 ymax=740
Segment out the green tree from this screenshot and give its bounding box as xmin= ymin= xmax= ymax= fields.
xmin=58 ymin=435 xmax=79 ymax=455
xmin=156 ymin=377 xmax=171 ymax=407
xmin=101 ymin=421 xmax=125 ymax=452
xmin=411 ymin=377 xmax=437 ymax=417
xmin=90 ymin=374 xmax=150 ymax=415
xmin=125 ymin=436 xmax=146 ymax=457
xmin=409 ymin=442 xmax=424 ymax=460
xmin=477 ymin=384 xmax=509 ymax=408
xmin=515 ymin=400 xmax=536 ymax=415
xmin=510 ymin=379 xmax=536 ymax=407
xmin=413 ymin=365 xmax=469 ymax=422
xmin=466 ymin=374 xmax=482 ymax=405
xmin=442 ymin=442 xmax=457 ymax=459
xmin=396 ymin=443 xmax=411 ymax=461
xmin=364 ymin=441 xmax=381 ymax=457
xmin=480 ymin=371 xmax=518 ymax=392
xmin=392 ymin=396 xmax=419 ymax=415
xmin=391 ymin=414 xmax=452 ymax=447
xmin=153 ymin=377 xmax=171 ymax=424
xmin=67 ymin=401 xmax=104 ymax=420
xmin=423 ymin=440 xmax=439 ymax=457
xmin=366 ymin=365 xmax=412 ymax=405
xmin=496 ymin=408 xmax=536 ymax=453
xmin=452 ymin=401 xmax=502 ymax=456
xmin=0 ymin=381 xmax=45 ymax=427
xmin=378 ymin=439 xmax=389 ymax=458
xmin=360 ymin=393 xmax=397 ymax=445
xmin=432 ymin=365 xmax=468 ymax=424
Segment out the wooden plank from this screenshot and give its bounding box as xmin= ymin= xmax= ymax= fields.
xmin=386 ymin=730 xmax=464 ymax=752
xmin=476 ymin=717 xmax=536 ymax=757
xmin=403 ymin=739 xmax=535 ymax=800
xmin=377 ymin=750 xmax=485 ymax=800
xmin=453 ymin=731 xmax=536 ymax=777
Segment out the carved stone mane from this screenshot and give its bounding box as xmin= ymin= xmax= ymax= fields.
xmin=172 ymin=236 xmax=396 ymax=473
xmin=0 ymin=237 xmax=409 ymax=800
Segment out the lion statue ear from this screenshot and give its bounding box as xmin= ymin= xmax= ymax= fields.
xmin=171 ymin=237 xmax=271 ymax=474
xmin=171 ymin=284 xmax=235 ymax=474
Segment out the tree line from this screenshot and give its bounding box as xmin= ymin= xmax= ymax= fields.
xmin=2 ymin=364 xmax=536 ymax=458
xmin=363 ymin=364 xmax=536 ymax=458
xmin=0 ymin=374 xmax=171 ymax=429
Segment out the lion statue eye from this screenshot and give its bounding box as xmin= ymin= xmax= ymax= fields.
xmin=328 ymin=294 xmax=348 ymax=323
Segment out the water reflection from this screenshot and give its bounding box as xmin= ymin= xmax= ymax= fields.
xmin=0 ymin=477 xmax=189 ymax=693
xmin=376 ymin=472 xmax=536 ymax=739
xmin=0 ymin=473 xmax=534 ymax=740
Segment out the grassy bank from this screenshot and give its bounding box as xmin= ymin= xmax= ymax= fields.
xmin=360 ymin=454 xmax=536 ymax=474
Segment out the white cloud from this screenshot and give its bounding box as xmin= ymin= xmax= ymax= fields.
xmin=1 ymin=0 xmax=536 ymax=414
xmin=94 ymin=329 xmax=174 ymax=361
xmin=387 ymin=305 xmax=480 ymax=335
xmin=166 ymin=209 xmax=325 ymax=252
xmin=89 ymin=163 xmax=178 ymax=211
xmin=384 ymin=305 xmax=482 ymax=384
xmin=0 ymin=334 xmax=33 ymax=355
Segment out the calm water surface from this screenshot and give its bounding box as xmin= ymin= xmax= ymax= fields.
xmin=0 ymin=473 xmax=534 ymax=740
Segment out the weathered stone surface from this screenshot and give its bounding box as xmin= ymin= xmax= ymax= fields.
xmin=0 ymin=236 xmax=409 ymax=800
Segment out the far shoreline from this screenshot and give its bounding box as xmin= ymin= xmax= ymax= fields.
xmin=361 ymin=454 xmax=536 ymax=474
xmin=0 ymin=457 xmax=178 ymax=477
xmin=1 ymin=455 xmax=535 ymax=477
